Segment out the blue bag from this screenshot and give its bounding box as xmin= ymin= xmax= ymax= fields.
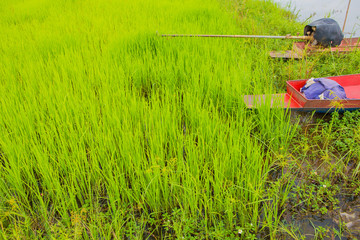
xmin=300 ymin=78 xmax=347 ymax=100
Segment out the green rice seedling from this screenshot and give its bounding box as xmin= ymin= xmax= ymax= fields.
xmin=0 ymin=0 xmax=339 ymax=238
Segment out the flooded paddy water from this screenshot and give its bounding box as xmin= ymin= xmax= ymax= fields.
xmin=273 ymin=0 xmax=360 ymax=37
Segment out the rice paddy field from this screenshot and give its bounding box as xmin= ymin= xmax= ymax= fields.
xmin=1 ymin=0 xmax=360 ymax=239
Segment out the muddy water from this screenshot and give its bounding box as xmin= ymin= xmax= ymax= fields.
xmin=273 ymin=0 xmax=360 ymax=37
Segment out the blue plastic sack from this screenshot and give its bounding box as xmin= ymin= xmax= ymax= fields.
xmin=304 ymin=18 xmax=344 ymax=47
xmin=300 ymin=78 xmax=347 ymax=100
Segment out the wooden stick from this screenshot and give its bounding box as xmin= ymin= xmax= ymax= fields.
xmin=161 ymin=34 xmax=311 ymax=40
xmin=343 ymin=0 xmax=352 ymax=32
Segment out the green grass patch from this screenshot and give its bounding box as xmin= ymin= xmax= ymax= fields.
xmin=0 ymin=0 xmax=359 ymax=239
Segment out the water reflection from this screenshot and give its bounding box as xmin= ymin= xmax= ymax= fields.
xmin=273 ymin=0 xmax=360 ymax=37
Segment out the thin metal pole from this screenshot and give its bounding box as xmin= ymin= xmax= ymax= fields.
xmin=343 ymin=0 xmax=351 ymax=32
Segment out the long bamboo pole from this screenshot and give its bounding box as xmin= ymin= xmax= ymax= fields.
xmin=343 ymin=0 xmax=352 ymax=32
xmin=161 ymin=34 xmax=311 ymax=40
